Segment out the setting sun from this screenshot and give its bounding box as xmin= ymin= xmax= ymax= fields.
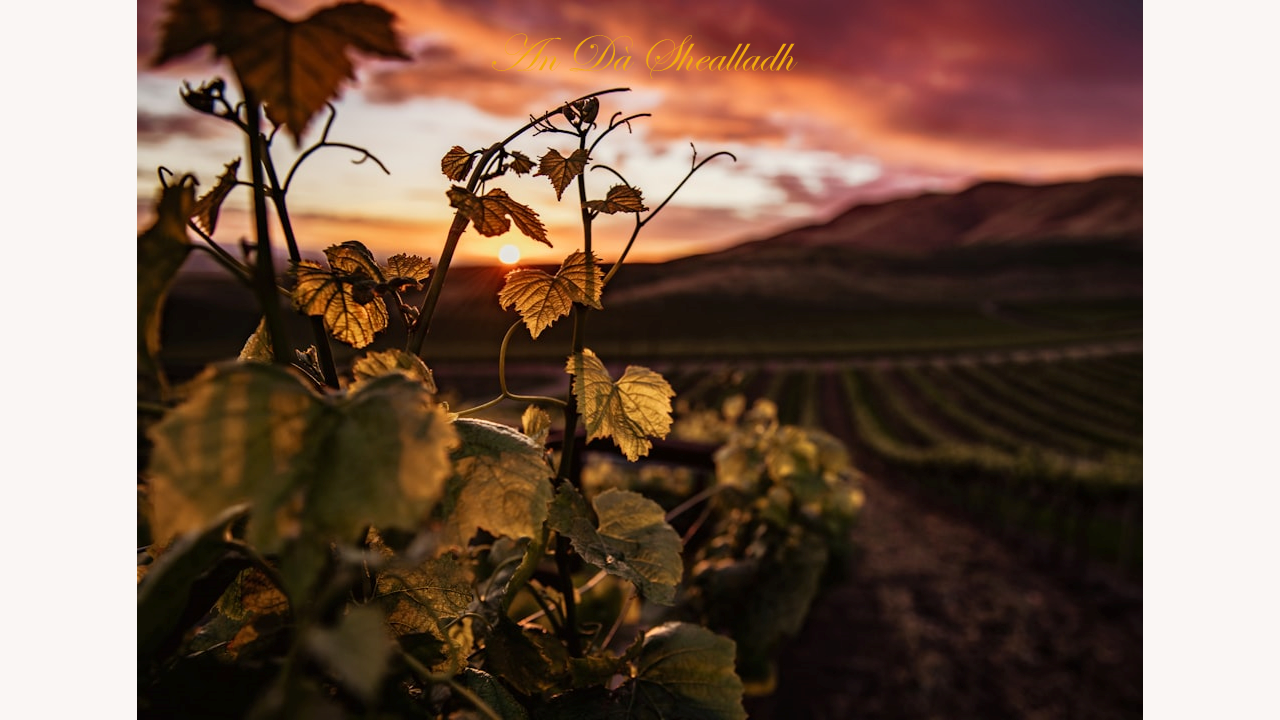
xmin=498 ymin=244 xmax=520 ymax=264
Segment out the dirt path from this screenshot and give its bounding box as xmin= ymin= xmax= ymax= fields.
xmin=744 ymin=374 xmax=1142 ymax=720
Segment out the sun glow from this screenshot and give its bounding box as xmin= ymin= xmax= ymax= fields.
xmin=498 ymin=244 xmax=520 ymax=264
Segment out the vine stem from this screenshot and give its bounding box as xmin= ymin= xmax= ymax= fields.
xmin=260 ymin=150 xmax=340 ymax=388
xmin=398 ymin=649 xmax=502 ymax=720
xmin=408 ymin=88 xmax=632 ymax=359
xmin=241 ymin=88 xmax=291 ymax=366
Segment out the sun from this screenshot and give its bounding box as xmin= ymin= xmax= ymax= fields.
xmin=498 ymin=244 xmax=520 ymax=264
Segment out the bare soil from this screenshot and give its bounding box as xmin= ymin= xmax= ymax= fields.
xmin=743 ymin=374 xmax=1142 ymax=720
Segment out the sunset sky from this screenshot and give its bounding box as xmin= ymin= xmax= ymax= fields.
xmin=136 ymin=0 xmax=1142 ymax=265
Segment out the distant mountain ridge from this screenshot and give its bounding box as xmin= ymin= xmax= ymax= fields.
xmin=716 ymin=174 xmax=1142 ymax=258
xmin=605 ymin=175 xmax=1142 ymax=307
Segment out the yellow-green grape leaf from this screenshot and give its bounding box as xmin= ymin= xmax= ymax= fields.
xmin=307 ymin=374 xmax=457 ymax=541
xmin=586 ymin=184 xmax=648 ymax=215
xmin=155 ymin=0 xmax=411 ymax=143
xmin=138 ymin=182 xmax=195 ymax=398
xmin=499 ymin=251 xmax=604 ymax=339
xmin=375 ymin=552 xmax=474 ymax=673
xmin=303 ymin=605 xmax=393 ymax=705
xmin=547 ymin=486 xmax=682 ymax=605
xmin=557 ymin=249 xmax=604 ymax=308
xmin=146 ymin=363 xmax=320 ymax=551
xmin=441 ymin=145 xmax=476 ymax=181
xmin=522 ymin=405 xmax=552 ymax=445
xmin=351 ymin=349 xmax=437 ymax=393
xmin=292 ymin=260 xmax=389 ymax=348
xmin=535 ymin=148 xmax=590 ymax=201
xmin=382 ymin=253 xmax=433 ymax=291
xmin=632 ymin=622 xmax=747 ymax=720
xmin=508 ymin=150 xmax=534 ymax=176
xmin=191 ymin=158 xmax=240 ymax=234
xmin=238 ymin=318 xmax=273 ymax=363
xmin=567 ymin=349 xmax=675 ymax=461
xmin=444 ymin=419 xmax=554 ymax=545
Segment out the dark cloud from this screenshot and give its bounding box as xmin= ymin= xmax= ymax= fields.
xmin=137 ymin=110 xmax=231 ymax=142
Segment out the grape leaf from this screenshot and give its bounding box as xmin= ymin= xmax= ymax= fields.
xmin=499 ymin=251 xmax=604 ymax=339
xmin=445 ymin=183 xmax=550 ymax=244
xmin=146 ymin=363 xmax=320 ymax=551
xmin=351 ymin=349 xmax=436 ymax=393
xmin=586 ymin=184 xmax=648 ymax=215
xmin=631 ymin=622 xmax=747 ymax=719
xmin=325 ymin=240 xmax=384 ymax=279
xmin=567 ymin=349 xmax=675 ymax=461
xmin=460 ymin=669 xmax=530 ymax=720
xmin=307 ymin=374 xmax=457 ymax=541
xmin=154 ymin=0 xmax=411 ymax=143
xmin=444 ymin=419 xmax=554 ymax=545
xmin=138 ymin=182 xmax=194 ymax=398
xmin=441 ymin=145 xmax=476 ymax=181
xmin=547 ymin=486 xmax=682 ymax=605
xmin=446 ymin=186 xmax=550 ymax=246
xmin=382 ymin=253 xmax=433 ymax=290
xmin=303 ymin=605 xmax=393 ymax=704
xmin=522 ymin=405 xmax=552 ymax=445
xmin=539 ymin=623 xmax=746 ymax=720
xmin=508 ymin=150 xmax=534 ymax=175
xmin=238 ymin=318 xmax=273 ymax=363
xmin=483 ymin=617 xmax=569 ymax=696
xmin=191 ymin=158 xmax=240 ymax=234
xmin=375 ymin=552 xmax=473 ymax=672
xmin=148 ymin=364 xmax=457 ymax=551
xmin=535 ymin=148 xmax=590 ymax=201
xmin=137 ymin=504 xmax=248 ymax=663
xmin=292 ymin=260 xmax=389 ymax=348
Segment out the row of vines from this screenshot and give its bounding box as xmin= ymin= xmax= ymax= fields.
xmin=663 ymin=354 xmax=1142 ymax=574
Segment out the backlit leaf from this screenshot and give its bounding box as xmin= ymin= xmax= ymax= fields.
xmin=447 ymin=186 xmax=549 ymax=246
xmin=441 ymin=145 xmax=476 ymax=181
xmin=307 ymin=374 xmax=457 ymax=540
xmin=535 ymin=148 xmax=590 ymax=201
xmin=191 ymin=158 xmax=240 ymax=233
xmin=351 ymin=349 xmax=436 ymax=393
xmin=382 ymin=253 xmax=433 ymax=290
xmin=547 ymin=486 xmax=682 ymax=605
xmin=508 ymin=150 xmax=534 ymax=175
xmin=586 ymin=184 xmax=647 ymax=215
xmin=138 ymin=182 xmax=194 ymax=398
xmin=155 ymin=0 xmax=411 ymax=142
xmin=499 ymin=251 xmax=603 ymax=339
xmin=292 ymin=260 xmax=388 ymax=348
xmin=375 ymin=552 xmax=473 ymax=672
xmin=444 ymin=419 xmax=554 ymax=545
xmin=324 ymin=240 xmax=384 ymax=279
xmin=489 ymin=189 xmax=550 ymax=246
xmin=567 ymin=349 xmax=675 ymax=461
xmin=238 ymin=318 xmax=273 ymax=363
xmin=146 ymin=363 xmax=319 ymax=550
xmin=147 ymin=364 xmax=457 ymax=551
xmin=522 ymin=405 xmax=552 ymax=445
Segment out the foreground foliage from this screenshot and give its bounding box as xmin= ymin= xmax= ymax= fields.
xmin=137 ymin=1 xmax=863 ymax=717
